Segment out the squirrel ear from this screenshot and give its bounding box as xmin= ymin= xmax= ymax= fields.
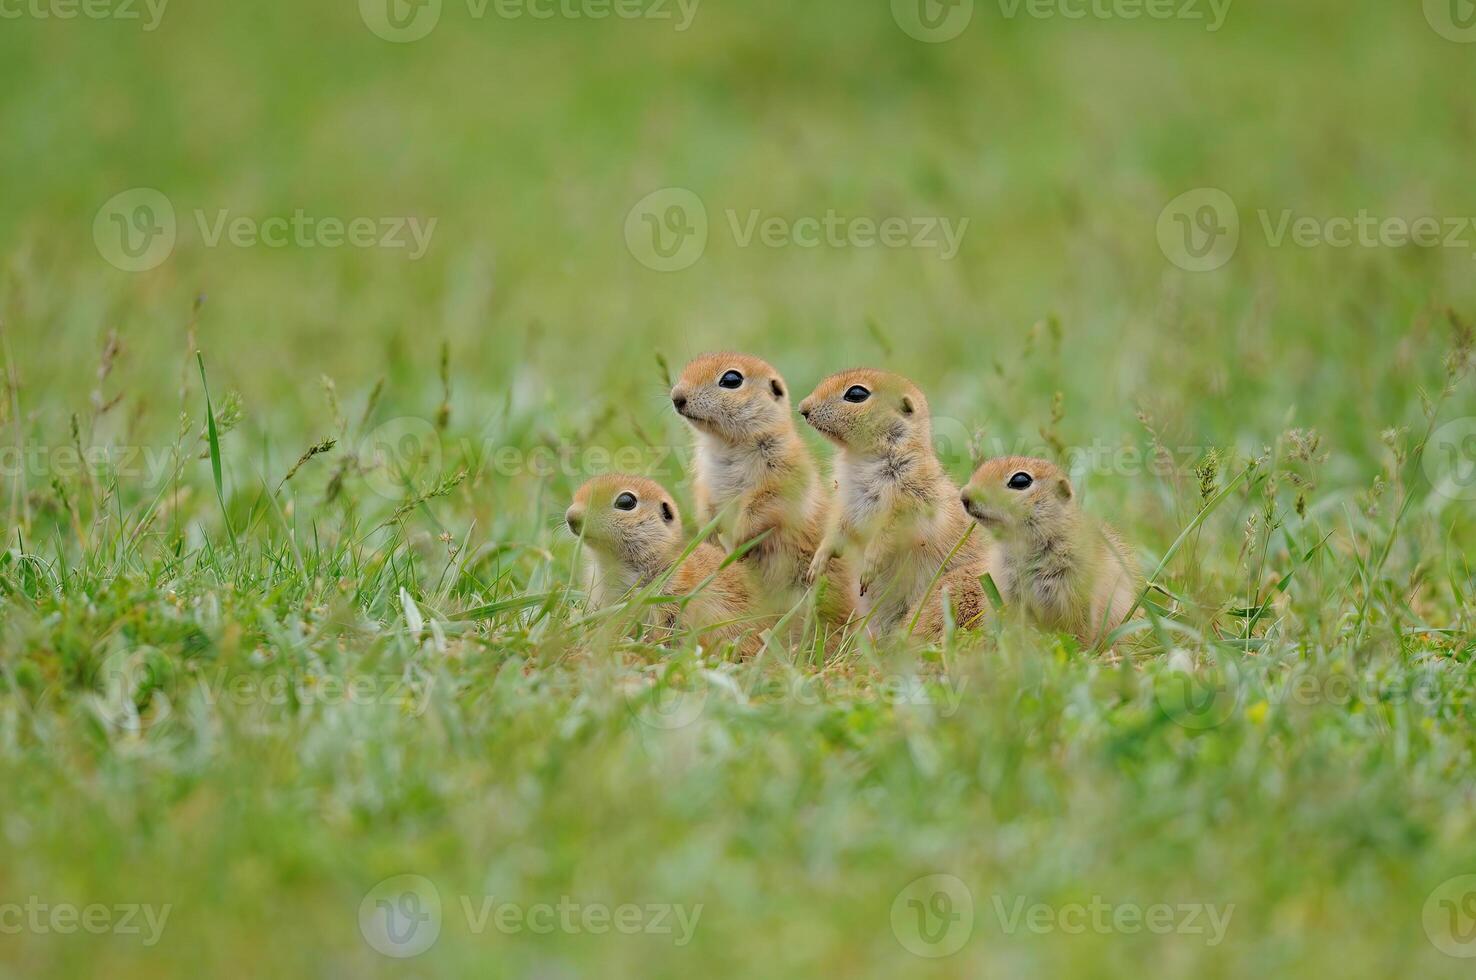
xmin=660 ymin=501 xmax=675 ymax=522
xmin=1056 ymin=477 xmax=1073 ymax=501
xmin=900 ymin=395 xmax=916 ymax=416
xmin=770 ymin=378 xmax=785 ymax=399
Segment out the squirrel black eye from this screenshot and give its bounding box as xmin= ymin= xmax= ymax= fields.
xmin=1007 ymin=472 xmax=1033 ymax=490
xmin=843 ymin=385 xmax=870 ymax=403
xmin=718 ymin=370 xmax=744 ymax=389
xmin=614 ymin=492 xmax=638 ymax=511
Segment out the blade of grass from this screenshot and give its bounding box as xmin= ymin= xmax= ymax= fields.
xmin=451 ymin=592 xmax=562 ymax=622
xmin=907 ymin=524 xmax=977 ymax=636
xmin=196 ymin=353 xmax=236 ymax=550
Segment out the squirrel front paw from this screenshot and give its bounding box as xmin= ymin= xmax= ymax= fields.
xmin=804 ymin=551 xmax=831 ymax=587
xmin=858 ymin=553 xmax=886 ymax=597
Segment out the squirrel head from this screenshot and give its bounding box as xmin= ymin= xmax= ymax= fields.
xmin=670 ymin=353 xmax=793 ymax=443
xmin=566 ymin=474 xmax=683 ymax=572
xmin=798 ymin=368 xmax=931 ymax=455
xmin=961 ymin=456 xmax=1074 ymax=537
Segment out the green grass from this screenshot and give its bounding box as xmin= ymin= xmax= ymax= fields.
xmin=2 ymin=0 xmax=1476 ymax=975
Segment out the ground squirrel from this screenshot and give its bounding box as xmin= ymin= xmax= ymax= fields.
xmin=960 ymin=456 xmax=1140 ymax=644
xmin=566 ymin=474 xmax=756 ymax=650
xmin=904 ymin=562 xmax=996 ymax=639
xmin=798 ymin=369 xmax=990 ymax=635
xmin=670 ymin=353 xmax=856 ymax=624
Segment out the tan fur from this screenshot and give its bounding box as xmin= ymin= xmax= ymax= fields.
xmin=566 ymin=474 xmax=757 ymax=652
xmin=798 ymin=369 xmax=992 ymax=637
xmin=671 ymin=353 xmax=857 ymax=626
xmin=961 ymin=456 xmax=1140 ymax=644
xmin=905 ymin=564 xmax=994 ymax=639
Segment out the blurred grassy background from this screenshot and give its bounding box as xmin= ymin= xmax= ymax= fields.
xmin=1 ymin=0 xmax=1475 ymax=976
xmin=5 ymin=0 xmax=1473 ymax=453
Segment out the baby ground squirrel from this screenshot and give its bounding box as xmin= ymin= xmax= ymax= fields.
xmin=960 ymin=456 xmax=1140 ymax=644
xmin=670 ymin=353 xmax=857 ymax=625
xmin=798 ymin=369 xmax=991 ymax=636
xmin=566 ymin=474 xmax=756 ymax=650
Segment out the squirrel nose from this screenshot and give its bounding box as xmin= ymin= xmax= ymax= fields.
xmin=959 ymin=490 xmax=973 ymax=510
xmin=799 ymin=406 xmax=811 ymax=419
xmin=672 ymin=395 xmax=687 ymax=412
xmin=565 ymin=507 xmax=583 ymax=533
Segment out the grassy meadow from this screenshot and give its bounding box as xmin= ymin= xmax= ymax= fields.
xmin=2 ymin=0 xmax=1476 ymax=975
